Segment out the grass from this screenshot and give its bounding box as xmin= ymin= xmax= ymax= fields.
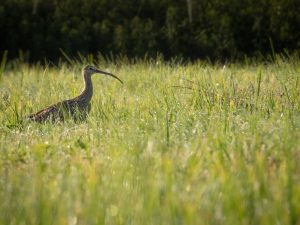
xmin=0 ymin=55 xmax=300 ymax=225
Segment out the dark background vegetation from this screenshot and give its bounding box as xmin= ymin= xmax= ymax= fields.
xmin=0 ymin=0 xmax=300 ymax=62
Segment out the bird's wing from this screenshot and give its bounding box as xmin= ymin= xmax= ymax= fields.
xmin=27 ymin=100 xmax=85 ymax=123
xmin=61 ymin=99 xmax=78 ymax=111
xmin=27 ymin=103 xmax=62 ymax=122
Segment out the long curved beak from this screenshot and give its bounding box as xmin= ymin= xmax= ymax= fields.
xmin=94 ymin=69 xmax=123 ymax=84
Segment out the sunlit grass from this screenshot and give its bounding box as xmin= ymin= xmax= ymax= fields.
xmin=0 ymin=55 xmax=300 ymax=225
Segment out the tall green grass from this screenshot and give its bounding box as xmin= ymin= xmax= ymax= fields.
xmin=0 ymin=55 xmax=299 ymax=225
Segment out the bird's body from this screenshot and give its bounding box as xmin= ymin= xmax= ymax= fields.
xmin=27 ymin=65 xmax=123 ymax=123
xmin=27 ymin=99 xmax=91 ymax=122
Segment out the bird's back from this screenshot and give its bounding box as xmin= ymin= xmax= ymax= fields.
xmin=27 ymin=99 xmax=90 ymax=123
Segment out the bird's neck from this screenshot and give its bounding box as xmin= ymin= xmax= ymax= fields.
xmin=79 ymin=74 xmax=93 ymax=102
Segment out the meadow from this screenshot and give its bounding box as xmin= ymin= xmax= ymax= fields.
xmin=0 ymin=55 xmax=299 ymax=225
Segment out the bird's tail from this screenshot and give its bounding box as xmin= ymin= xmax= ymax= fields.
xmin=23 ymin=113 xmax=42 ymax=123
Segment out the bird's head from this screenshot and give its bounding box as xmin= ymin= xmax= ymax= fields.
xmin=83 ymin=65 xmax=123 ymax=84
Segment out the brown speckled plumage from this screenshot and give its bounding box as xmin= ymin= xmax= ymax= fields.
xmin=27 ymin=65 xmax=123 ymax=123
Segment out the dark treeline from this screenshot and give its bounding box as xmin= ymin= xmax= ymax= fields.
xmin=1 ymin=0 xmax=300 ymax=62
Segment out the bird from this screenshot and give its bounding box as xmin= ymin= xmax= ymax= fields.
xmin=26 ymin=65 xmax=123 ymax=123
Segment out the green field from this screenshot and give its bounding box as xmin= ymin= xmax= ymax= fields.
xmin=0 ymin=56 xmax=300 ymax=225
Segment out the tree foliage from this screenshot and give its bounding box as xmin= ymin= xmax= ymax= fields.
xmin=0 ymin=0 xmax=299 ymax=61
